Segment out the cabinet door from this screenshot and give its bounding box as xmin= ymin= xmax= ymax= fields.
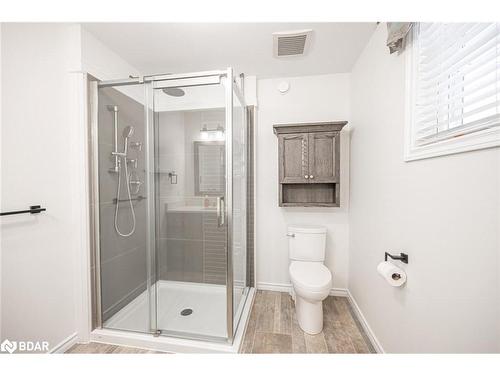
xmin=308 ymin=132 xmax=339 ymax=182
xmin=278 ymin=133 xmax=310 ymax=183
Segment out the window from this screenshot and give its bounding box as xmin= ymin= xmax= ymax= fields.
xmin=405 ymin=23 xmax=500 ymax=161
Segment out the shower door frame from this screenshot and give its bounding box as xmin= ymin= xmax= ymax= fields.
xmin=92 ymin=68 xmax=248 ymax=344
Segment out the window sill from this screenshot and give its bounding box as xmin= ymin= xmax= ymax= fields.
xmin=404 ymin=126 xmax=500 ymax=161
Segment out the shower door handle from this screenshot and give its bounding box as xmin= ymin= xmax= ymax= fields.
xmin=216 ymin=196 xmax=225 ymax=227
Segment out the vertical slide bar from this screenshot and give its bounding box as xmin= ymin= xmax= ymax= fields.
xmin=144 ymin=81 xmax=158 ymax=334
xmin=225 ymin=67 xmax=234 ymax=343
xmin=89 ymin=80 xmax=103 ymax=329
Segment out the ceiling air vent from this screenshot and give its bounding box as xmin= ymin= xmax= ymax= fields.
xmin=273 ymin=29 xmax=313 ymax=57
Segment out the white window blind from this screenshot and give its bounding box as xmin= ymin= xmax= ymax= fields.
xmin=407 ymin=22 xmax=500 ymax=159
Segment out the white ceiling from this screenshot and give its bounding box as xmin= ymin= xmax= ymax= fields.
xmin=83 ymin=23 xmax=376 ymax=78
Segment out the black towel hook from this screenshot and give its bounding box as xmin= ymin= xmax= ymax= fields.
xmin=385 ymin=252 xmax=409 ymax=264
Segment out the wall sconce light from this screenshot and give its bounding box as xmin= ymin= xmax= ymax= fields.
xmin=200 ymin=123 xmax=225 ymax=140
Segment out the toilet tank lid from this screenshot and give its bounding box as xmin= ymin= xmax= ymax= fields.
xmin=288 ymin=225 xmax=327 ymax=234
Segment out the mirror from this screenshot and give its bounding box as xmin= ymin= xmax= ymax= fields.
xmin=194 ymin=141 xmax=225 ymax=196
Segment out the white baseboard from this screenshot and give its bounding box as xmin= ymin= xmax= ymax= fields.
xmin=256 ymin=281 xmax=292 ymax=293
xmin=329 ymin=288 xmax=348 ymax=297
xmin=256 ymin=282 xmax=348 ymax=297
xmin=50 ymin=332 xmax=79 ymax=354
xmin=346 ymin=290 xmax=384 ymax=353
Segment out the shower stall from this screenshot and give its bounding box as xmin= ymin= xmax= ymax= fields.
xmin=89 ymin=68 xmax=254 ymax=349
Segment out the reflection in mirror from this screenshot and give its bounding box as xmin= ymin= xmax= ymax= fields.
xmin=194 ymin=141 xmax=225 ymax=196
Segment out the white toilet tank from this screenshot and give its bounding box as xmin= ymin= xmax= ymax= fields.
xmin=288 ymin=225 xmax=327 ymax=262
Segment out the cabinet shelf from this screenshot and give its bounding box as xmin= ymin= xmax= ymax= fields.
xmin=281 ymin=183 xmax=337 ymax=207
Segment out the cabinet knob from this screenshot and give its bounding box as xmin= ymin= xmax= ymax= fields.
xmin=310 ymin=175 xmax=314 ymax=179
xmin=304 ymin=175 xmax=309 ymax=179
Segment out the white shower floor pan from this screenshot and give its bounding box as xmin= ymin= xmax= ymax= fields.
xmin=91 ymin=281 xmax=254 ymax=353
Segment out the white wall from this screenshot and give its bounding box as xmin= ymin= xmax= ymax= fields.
xmin=0 ymin=22 xmax=3 ymax=343
xmin=81 ymin=27 xmax=142 ymax=81
xmin=81 ymin=27 xmax=144 ymax=107
xmin=0 ymin=23 xmax=147 ymax=352
xmin=349 ymin=24 xmax=500 ymax=353
xmin=256 ymin=74 xmax=351 ymax=290
xmin=0 ymin=23 xmax=82 ymax=351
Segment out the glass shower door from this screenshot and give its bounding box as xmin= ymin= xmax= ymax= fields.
xmin=95 ymin=82 xmax=156 ymax=334
xmin=152 ymin=79 xmax=229 ymax=340
xmin=95 ymin=69 xmax=250 ymax=344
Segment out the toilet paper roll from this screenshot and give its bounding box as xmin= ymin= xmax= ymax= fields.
xmin=377 ymin=261 xmax=407 ymax=287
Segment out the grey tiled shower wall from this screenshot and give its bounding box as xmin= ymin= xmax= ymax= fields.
xmin=97 ymin=86 xmax=148 ymax=322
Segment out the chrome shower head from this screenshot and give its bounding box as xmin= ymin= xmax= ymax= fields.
xmin=123 ymin=126 xmax=135 ymax=138
xmin=162 ymin=87 xmax=185 ymax=97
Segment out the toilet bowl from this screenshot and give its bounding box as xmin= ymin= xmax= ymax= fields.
xmin=288 ymin=225 xmax=332 ymax=335
xmin=290 ymin=261 xmax=332 ymax=334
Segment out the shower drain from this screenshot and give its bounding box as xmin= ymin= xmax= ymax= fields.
xmin=180 ymin=308 xmax=193 ymax=316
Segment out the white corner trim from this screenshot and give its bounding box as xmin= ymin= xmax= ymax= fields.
xmin=346 ymin=290 xmax=384 ymax=353
xmin=256 ymin=282 xmax=348 ymax=297
xmin=70 ymin=71 xmax=92 ymax=345
xmin=236 ymin=288 xmax=256 ymax=353
xmin=49 ymin=332 xmax=79 ymax=354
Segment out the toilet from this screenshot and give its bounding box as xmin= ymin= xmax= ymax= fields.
xmin=288 ymin=225 xmax=332 ymax=335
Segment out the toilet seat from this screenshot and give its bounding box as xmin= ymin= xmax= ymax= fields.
xmin=289 ymin=261 xmax=332 ymax=292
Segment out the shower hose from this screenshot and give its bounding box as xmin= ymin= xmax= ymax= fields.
xmin=114 ymin=156 xmax=136 ymax=237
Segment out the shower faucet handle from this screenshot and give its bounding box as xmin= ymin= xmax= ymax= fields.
xmin=130 ymin=141 xmax=143 ymax=151
xmin=216 ymin=196 xmax=225 ymax=227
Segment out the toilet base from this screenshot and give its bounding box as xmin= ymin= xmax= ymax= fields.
xmin=295 ymin=295 xmax=324 ymax=335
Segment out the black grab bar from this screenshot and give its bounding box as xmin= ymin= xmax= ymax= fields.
xmin=0 ymin=205 xmax=47 ymax=216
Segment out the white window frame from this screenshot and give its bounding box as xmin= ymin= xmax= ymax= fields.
xmin=405 ymin=24 xmax=500 ymax=162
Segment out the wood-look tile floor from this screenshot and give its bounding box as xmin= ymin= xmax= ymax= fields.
xmin=240 ymin=291 xmax=375 ymax=354
xmin=66 ymin=342 xmax=165 ymax=354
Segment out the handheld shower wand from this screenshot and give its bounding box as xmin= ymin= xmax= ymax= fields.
xmin=111 ymin=126 xmax=135 ymax=157
xmin=122 ymin=126 xmax=135 ymax=154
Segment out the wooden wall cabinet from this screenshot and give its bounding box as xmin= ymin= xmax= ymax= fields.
xmin=273 ymin=121 xmax=347 ymax=207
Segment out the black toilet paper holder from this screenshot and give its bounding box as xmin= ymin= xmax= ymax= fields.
xmin=385 ymin=252 xmax=409 ymax=264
